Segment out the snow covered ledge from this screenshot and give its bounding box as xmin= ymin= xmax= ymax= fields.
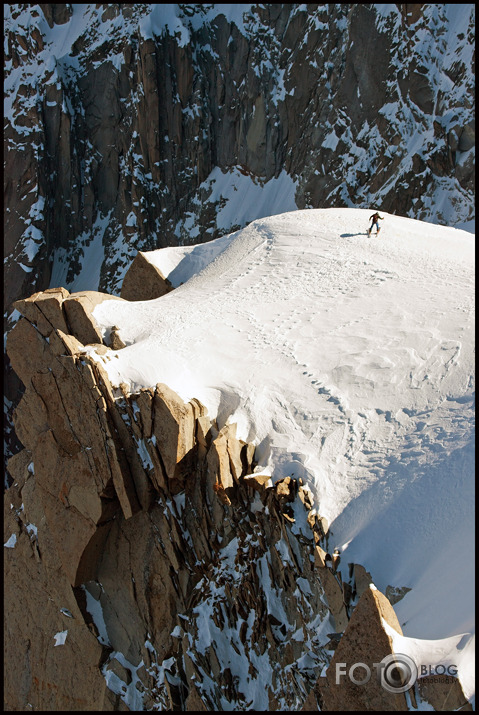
xmin=5 ymin=290 xmax=338 ymax=709
xmin=5 ymin=208 xmax=475 ymax=709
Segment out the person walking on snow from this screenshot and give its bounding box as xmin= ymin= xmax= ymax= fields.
xmin=368 ymin=211 xmax=384 ymax=236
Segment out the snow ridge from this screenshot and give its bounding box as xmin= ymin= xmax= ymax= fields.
xmin=91 ymin=208 xmax=474 ymax=657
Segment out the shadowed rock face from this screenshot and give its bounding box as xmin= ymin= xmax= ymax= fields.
xmin=4 ymin=4 xmax=474 ymax=305
xmin=4 ymin=4 xmax=474 ymax=466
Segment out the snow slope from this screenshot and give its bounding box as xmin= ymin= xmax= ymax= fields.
xmin=90 ymin=208 xmax=475 ymax=692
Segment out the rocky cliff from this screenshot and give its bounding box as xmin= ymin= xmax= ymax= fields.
xmin=4 ymin=282 xmax=472 ymax=711
xmin=4 ymin=4 xmax=475 ymax=464
xmin=4 ymin=4 xmax=475 ymax=303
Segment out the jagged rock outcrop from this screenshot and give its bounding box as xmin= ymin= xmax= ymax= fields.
xmin=312 ymin=585 xmax=409 ymax=710
xmin=4 ymin=288 xmax=338 ymax=709
xmin=4 ymin=3 xmax=475 ymax=469
xmin=302 ymin=584 xmax=472 ymax=712
xmin=120 ymin=252 xmax=174 ymax=302
xmin=5 ymin=285 xmax=473 ymax=710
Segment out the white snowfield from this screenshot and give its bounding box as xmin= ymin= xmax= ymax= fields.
xmin=91 ymin=208 xmax=475 ymax=695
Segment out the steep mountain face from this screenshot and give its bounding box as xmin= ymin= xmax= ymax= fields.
xmin=1 ymin=289 xmax=371 ymax=709
xmin=3 ymin=4 xmax=475 ymax=463
xmin=4 ymin=4 xmax=475 ymax=302
xmin=5 ymin=284 xmax=471 ymax=711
